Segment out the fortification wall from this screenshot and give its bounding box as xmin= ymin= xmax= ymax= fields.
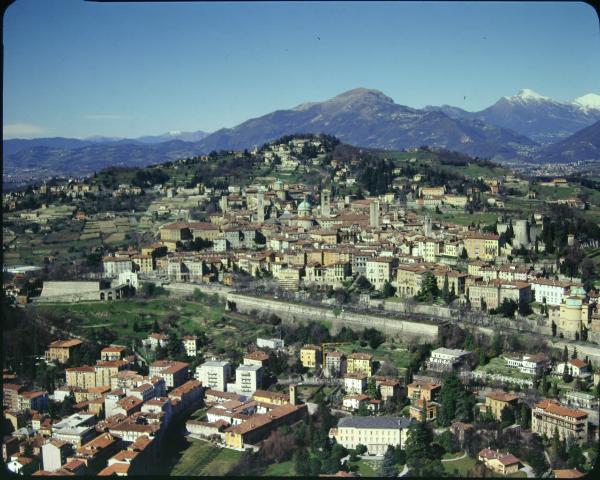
xmin=226 ymin=293 xmax=442 ymax=342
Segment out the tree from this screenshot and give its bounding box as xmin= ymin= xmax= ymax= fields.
xmin=442 ymin=274 xmax=450 ymax=304
xmin=355 ymin=444 xmax=367 ymax=456
xmin=500 ymin=405 xmax=515 ymax=428
xmin=567 ymin=443 xmax=585 ymax=470
xmin=382 ymin=281 xmax=396 ymax=299
xmin=367 ymin=377 xmax=379 ymax=399
xmin=415 ymin=272 xmax=439 ymax=302
xmin=379 ymin=446 xmax=399 ymax=477
xmin=571 ymin=347 xmax=578 ymax=359
xmin=519 ymin=403 xmax=530 ymax=429
xmin=552 ymin=321 xmax=557 ymax=337
xmin=436 ymin=430 xmax=456 ymax=454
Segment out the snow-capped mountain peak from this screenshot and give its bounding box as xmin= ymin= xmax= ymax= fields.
xmin=571 ymin=93 xmax=600 ymax=112
xmin=504 ymin=88 xmax=552 ymax=103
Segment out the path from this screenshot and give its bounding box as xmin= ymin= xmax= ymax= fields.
xmin=441 ymin=451 xmax=467 ymax=463
xmin=398 ymin=464 xmax=410 ymax=477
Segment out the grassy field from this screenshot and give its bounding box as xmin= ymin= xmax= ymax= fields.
xmin=262 ymin=460 xmax=296 ymax=476
xmin=442 ymin=455 xmax=477 ymax=476
xmin=31 ymin=295 xmax=275 ymax=356
xmin=475 ymin=357 xmax=534 ymax=381
xmin=348 ymin=459 xmax=381 ymax=477
xmin=170 ymin=439 xmax=242 ymax=476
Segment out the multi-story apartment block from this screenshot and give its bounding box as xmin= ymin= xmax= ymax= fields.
xmin=95 ymin=360 xmax=129 ymax=387
xmin=365 ymin=257 xmax=398 ymax=290
xmin=234 ymin=364 xmax=263 ymax=395
xmin=344 ymin=373 xmax=368 ymax=394
xmin=531 ymin=278 xmax=573 ymax=306
xmin=300 ymin=345 xmax=322 ymax=369
xmin=196 ymin=361 xmax=231 ymax=392
xmin=256 ymin=337 xmax=285 ymax=350
xmin=347 ymin=352 xmax=374 ymax=377
xmin=329 ymin=416 xmax=414 ymax=454
xmin=324 ymin=351 xmax=346 ymax=377
xmin=407 ymin=382 xmax=441 ymax=402
xmin=427 ymin=348 xmax=472 ymax=372
xmin=148 ymin=360 xmax=189 ymax=389
xmin=100 ymin=347 xmax=126 ymax=362
xmin=181 ymin=336 xmax=198 ymax=358
xmin=531 ymin=400 xmax=588 ymax=443
xmin=463 ymin=232 xmax=500 ymax=261
xmin=66 ymin=366 xmax=97 ymax=389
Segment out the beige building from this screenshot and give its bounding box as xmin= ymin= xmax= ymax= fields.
xmin=484 ymin=391 xmax=519 ymax=420
xmin=531 ymin=400 xmax=588 ymax=444
xmin=478 ymin=448 xmax=521 ymax=476
xmin=45 ymin=339 xmax=82 ymax=364
xmin=65 ymin=366 xmax=97 ymax=389
xmin=366 ymin=257 xmax=398 ymax=290
xmin=329 ymin=416 xmax=414 ymax=455
xmin=463 ymin=232 xmax=500 ymax=261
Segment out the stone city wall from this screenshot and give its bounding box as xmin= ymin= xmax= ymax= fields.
xmin=226 ymin=292 xmax=442 ymax=342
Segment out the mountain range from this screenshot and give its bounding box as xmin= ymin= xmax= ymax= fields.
xmin=4 ymin=88 xmax=600 ymax=179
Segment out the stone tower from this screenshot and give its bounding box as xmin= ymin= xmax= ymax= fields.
xmin=289 ymin=384 xmax=297 ymax=405
xmin=219 ymin=195 xmax=228 ymax=213
xmin=321 ymin=189 xmax=331 ymax=217
xmin=369 ymin=200 xmax=380 ymax=228
xmin=423 ymin=216 xmax=432 ymax=236
xmin=257 ymin=190 xmax=265 ymax=223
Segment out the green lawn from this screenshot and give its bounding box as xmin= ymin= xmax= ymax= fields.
xmin=30 ymin=295 xmax=274 ymax=357
xmin=262 ymin=460 xmax=296 ymax=476
xmin=475 ymin=357 xmax=534 ymax=381
xmin=170 ymin=439 xmax=242 ymax=476
xmin=442 ymin=455 xmax=477 ymax=476
xmin=348 ymin=459 xmax=380 ymax=477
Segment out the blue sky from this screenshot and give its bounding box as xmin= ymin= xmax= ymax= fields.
xmin=3 ymin=0 xmax=600 ymax=139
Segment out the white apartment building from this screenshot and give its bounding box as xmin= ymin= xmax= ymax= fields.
xmin=365 ymin=257 xmax=396 ymax=290
xmin=233 ymin=364 xmax=263 ymax=395
xmin=51 ymin=413 xmax=97 ymax=447
xmin=329 ymin=416 xmax=415 ymax=455
xmin=344 ymin=373 xmax=368 ymax=394
xmin=196 ymin=361 xmax=231 ymax=392
xmin=504 ymin=353 xmax=549 ymax=376
xmin=256 ymin=337 xmax=285 ymax=350
xmin=182 ymin=336 xmax=198 ymax=357
xmin=427 ymin=348 xmax=472 ymax=372
xmin=531 ymin=279 xmax=572 ymax=306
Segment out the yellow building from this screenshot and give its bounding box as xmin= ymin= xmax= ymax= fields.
xmin=347 ymin=353 xmax=374 ymax=377
xmin=409 ymin=399 xmax=439 ymax=422
xmin=65 ymin=366 xmax=97 ymax=389
xmin=45 ymin=339 xmax=83 ymax=364
xmin=300 ymin=345 xmax=322 ymax=368
xmin=131 ymin=255 xmax=154 ymax=273
xmin=484 ymin=391 xmax=519 ymax=420
xmin=159 ymin=223 xmax=192 ymax=242
xmin=558 ymin=294 xmax=590 ymax=338
xmin=463 ymin=232 xmax=500 ymax=261
xmin=407 ymin=382 xmax=441 ymax=402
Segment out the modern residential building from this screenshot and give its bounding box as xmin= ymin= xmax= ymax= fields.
xmin=426 ymin=348 xmax=473 ymax=372
xmin=196 ymin=361 xmax=231 ymax=392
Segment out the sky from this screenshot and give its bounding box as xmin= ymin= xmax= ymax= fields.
xmin=3 ymin=0 xmax=600 ymax=139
